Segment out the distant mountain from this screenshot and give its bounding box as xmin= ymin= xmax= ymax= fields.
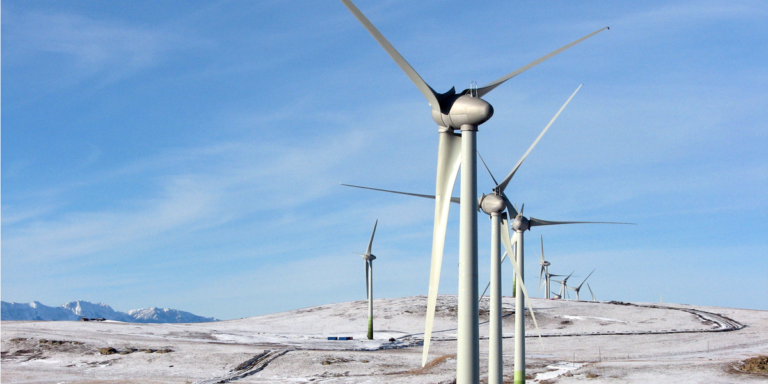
xmin=62 ymin=301 xmax=135 ymax=322
xmin=126 ymin=307 xmax=217 ymax=323
xmin=1 ymin=301 xmax=80 ymax=321
xmin=1 ymin=300 xmax=218 ymax=323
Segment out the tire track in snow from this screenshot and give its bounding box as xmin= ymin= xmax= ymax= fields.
xmin=191 ymin=349 xmax=289 ymax=384
xmin=397 ymin=301 xmax=746 ymax=342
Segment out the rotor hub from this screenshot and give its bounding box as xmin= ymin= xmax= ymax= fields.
xmin=512 ymin=215 xmax=530 ymax=232
xmin=431 ymin=94 xmax=493 ymax=130
xmin=479 ymin=194 xmax=505 ymax=215
xmin=541 ymin=261 xmax=550 ymax=267
xmin=361 ymin=254 xmax=376 ymax=261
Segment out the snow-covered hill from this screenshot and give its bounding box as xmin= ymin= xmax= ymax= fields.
xmin=2 ymin=296 xmax=766 ymax=384
xmin=1 ymin=300 xmax=217 ymax=323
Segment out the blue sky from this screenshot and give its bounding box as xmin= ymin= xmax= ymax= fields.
xmin=2 ymin=0 xmax=766 ymax=320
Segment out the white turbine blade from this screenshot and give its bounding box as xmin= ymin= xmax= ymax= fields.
xmin=587 ymin=283 xmax=597 ymax=301
xmin=422 ymin=132 xmax=462 ymax=367
xmin=499 ymin=226 xmax=543 ymax=346
xmin=477 ymin=27 xmax=608 ymax=97
xmin=479 ymin=282 xmax=490 ymax=303
xmin=529 ymin=218 xmax=635 ymax=227
xmin=538 ymin=235 xmax=545 ymax=293
xmin=477 ymin=151 xmax=499 ymax=186
xmin=500 ymin=215 xmax=516 ymax=267
xmin=365 ymin=260 xmax=370 ymax=300
xmin=366 ymin=219 xmax=378 ymax=255
xmin=495 ymin=85 xmax=582 ymax=193
xmin=340 ymin=0 xmax=441 ymax=111
xmin=500 ymin=194 xmax=519 ymax=218
xmin=576 ymin=269 xmax=596 ymax=290
xmin=341 ymin=183 xmax=461 ymax=204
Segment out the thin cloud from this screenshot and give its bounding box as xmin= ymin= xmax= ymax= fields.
xmin=3 ymin=9 xmax=194 ymax=86
xmin=2 ymin=131 xmax=369 ymax=264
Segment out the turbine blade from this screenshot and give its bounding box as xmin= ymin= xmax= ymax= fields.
xmin=495 ymin=85 xmax=582 ymax=192
xmin=422 ymin=132 xmax=462 ymax=367
xmin=479 ymin=282 xmax=491 ymax=303
xmin=365 ymin=260 xmax=370 ymax=300
xmin=340 ymin=0 xmax=441 ymax=111
xmin=577 ymin=269 xmax=596 ymax=290
xmin=500 ymin=228 xmax=543 ymax=345
xmin=587 ymin=283 xmax=597 ymax=301
xmin=540 ymin=235 xmax=545 ymax=263
xmin=538 ymin=265 xmax=544 ymax=294
xmin=341 ymin=183 xmax=461 ymax=204
xmin=476 ymin=27 xmax=609 ymax=97
xmin=477 ymin=151 xmax=499 ymax=186
xmin=501 ymin=194 xmax=519 ymax=217
xmin=500 ymin=215 xmax=517 ymax=267
xmin=366 ymin=219 xmax=378 ymax=255
xmin=529 ymin=218 xmax=636 ymax=227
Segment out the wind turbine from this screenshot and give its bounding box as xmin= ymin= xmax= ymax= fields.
xmin=552 ymin=270 xmax=576 ymax=299
xmin=346 ymin=85 xmax=612 ymax=382
xmin=537 ymin=236 xmax=563 ymax=300
xmin=587 ymin=283 xmax=598 ymax=302
xmin=339 ymin=1 xmax=608 ymax=378
xmin=505 ymin=205 xmax=632 ymax=382
xmin=477 ymin=86 xmax=581 ymax=384
xmin=569 ymin=269 xmax=595 ymax=301
xmin=356 ymin=220 xmax=379 ymax=339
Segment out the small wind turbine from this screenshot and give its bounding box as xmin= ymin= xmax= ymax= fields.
xmin=569 ymin=269 xmax=596 ymax=301
xmin=355 ymin=220 xmax=378 ymax=340
xmin=587 ymin=283 xmax=598 ymax=302
xmin=340 ymin=2 xmax=609 ymax=378
xmin=537 ymin=236 xmax=563 ymax=299
xmin=552 ymin=270 xmax=576 ymax=299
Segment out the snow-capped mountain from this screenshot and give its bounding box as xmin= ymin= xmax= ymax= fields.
xmin=1 ymin=300 xmax=218 ymax=323
xmin=62 ymin=301 xmax=134 ymax=322
xmin=1 ymin=301 xmax=80 ymax=321
xmin=126 ymin=307 xmax=217 ymax=323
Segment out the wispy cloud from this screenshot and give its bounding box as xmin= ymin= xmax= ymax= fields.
xmin=1 ymin=130 xmax=369 ymax=264
xmin=3 ymin=9 xmax=195 ymax=86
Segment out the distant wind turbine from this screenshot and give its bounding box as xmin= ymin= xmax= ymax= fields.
xmin=569 ymin=269 xmax=596 ymax=301
xmin=537 ymin=236 xmax=564 ymax=299
xmin=552 ymin=270 xmax=576 ymax=299
xmin=355 ymin=220 xmax=378 ymax=340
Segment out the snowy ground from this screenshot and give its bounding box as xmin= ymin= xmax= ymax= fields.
xmin=2 ymin=296 xmax=767 ymax=383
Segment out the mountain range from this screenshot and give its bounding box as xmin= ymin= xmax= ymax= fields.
xmin=1 ymin=300 xmax=218 ymax=323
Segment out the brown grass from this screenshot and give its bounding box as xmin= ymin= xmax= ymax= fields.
xmin=737 ymin=355 xmax=768 ymax=374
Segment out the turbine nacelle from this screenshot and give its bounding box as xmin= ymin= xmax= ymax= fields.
xmin=361 ymin=254 xmax=377 ymax=261
xmin=512 ymin=214 xmax=530 ymax=232
xmin=540 ymin=261 xmax=550 ymax=267
xmin=479 ymin=193 xmax=505 ymax=215
xmin=431 ymin=94 xmax=494 ymax=130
